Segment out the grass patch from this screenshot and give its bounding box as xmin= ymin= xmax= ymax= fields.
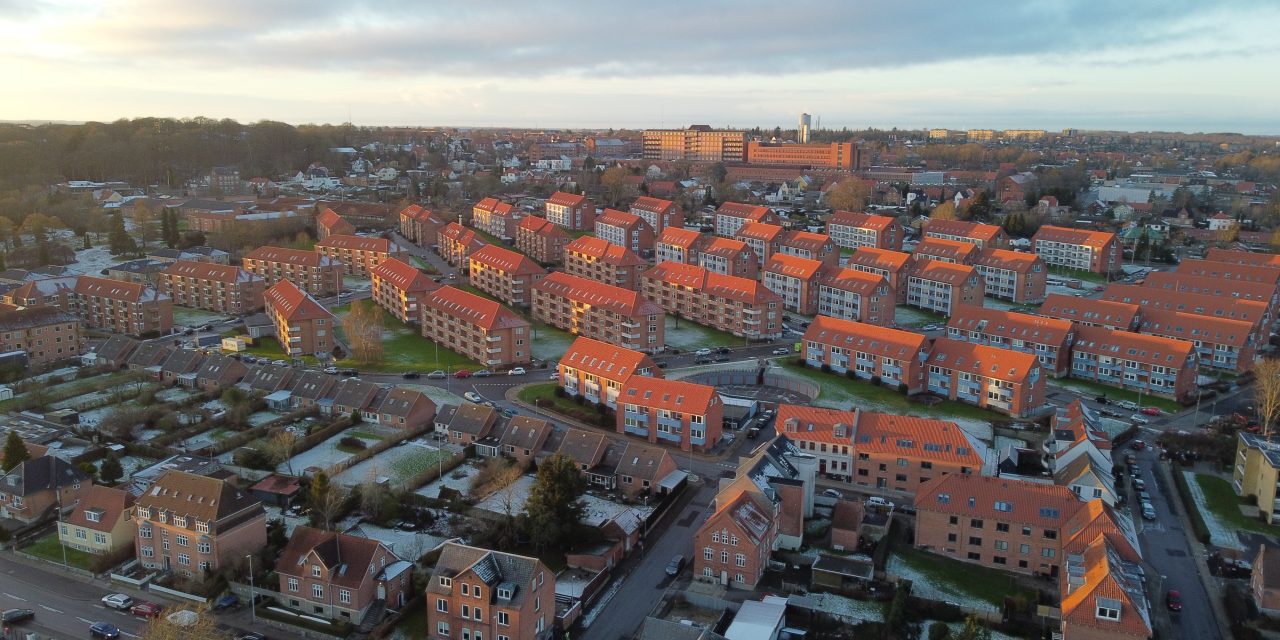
xmin=24 ymin=532 xmax=96 ymax=571
xmin=391 ymin=447 xmax=454 ymax=478
xmin=665 ymin=316 xmax=745 ymax=350
xmin=455 ymin=283 xmax=503 ymax=304
xmin=389 ymin=599 xmax=428 ymax=640
xmin=1053 ymin=378 xmax=1181 ymax=414
xmin=777 ymin=361 xmax=1006 ymax=423
xmin=517 ymin=383 xmax=610 ymax=426
xmin=1193 ymin=473 xmax=1280 ymax=535
xmin=893 ymin=546 xmax=1021 ymax=608
xmin=374 ymin=330 xmax=482 ymax=372
xmin=895 ymin=305 xmax=948 ymax=328
xmin=1173 ymin=471 xmax=1212 ymax=544
xmin=1047 ymin=267 xmax=1108 ymax=284
xmin=409 ymin=255 xmax=439 ymax=273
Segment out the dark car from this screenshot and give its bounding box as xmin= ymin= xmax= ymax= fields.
xmin=130 ymin=601 xmax=163 ymax=618
xmin=212 ymin=594 xmax=240 ymax=611
xmin=1 ymin=608 xmax=34 ymax=624
xmin=341 ymin=368 xmax=359 ymax=377
xmin=666 ymin=555 xmax=685 ymax=576
xmin=90 ymin=622 xmax=121 ymax=639
xmin=1166 ymin=590 xmax=1183 ymax=612
xmin=237 ymin=634 xmax=267 ymax=640
xmin=715 ymin=347 xmax=731 ymax=355
xmin=401 ymin=371 xmax=421 ymax=379
xmin=694 ymin=357 xmax=711 ymax=364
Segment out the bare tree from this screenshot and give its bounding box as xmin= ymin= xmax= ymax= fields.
xmin=341 ymin=299 xmax=384 ymax=364
xmin=132 ymin=201 xmax=158 ymax=249
xmin=1254 ymin=359 xmax=1280 ymax=438
xmin=599 ymin=166 xmax=636 ymax=208
xmin=930 ymin=201 xmax=958 ymax=221
xmin=308 ymin=471 xmax=346 ymax=531
xmin=825 ymin=178 xmax=871 ymax=212
xmin=265 ymin=429 xmax=298 ymax=475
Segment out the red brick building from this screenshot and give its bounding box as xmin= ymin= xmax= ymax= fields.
xmin=1040 ymin=294 xmax=1140 ymax=331
xmin=923 ymin=219 xmax=1009 ymax=249
xmin=425 ymin=543 xmax=556 ymax=640
xmin=531 ymin=271 xmax=665 ymax=352
xmin=618 ymin=375 xmax=724 ymax=452
xmin=734 ymin=221 xmax=785 ymax=267
xmin=628 ymin=197 xmax=682 ymax=234
xmin=419 ymin=286 xmax=532 ymax=368
xmin=0 ymin=306 xmax=84 ymax=369
xmin=472 ymin=197 xmax=524 ymax=239
xmin=655 ymin=227 xmax=703 ymax=266
xmin=826 ymin=211 xmax=902 ymax=251
xmin=315 ymin=234 xmax=401 ymax=278
xmin=437 ymin=222 xmax=487 ymax=268
xmin=1069 ymin=325 xmax=1198 ymax=401
xmin=1031 ymin=226 xmax=1120 ymax=275
xmin=801 ymin=315 xmax=930 ymax=392
xmin=762 ymin=254 xmax=825 ymax=314
xmin=713 ymin=202 xmax=779 ymax=237
xmin=844 ymin=247 xmax=913 ymax=303
xmin=912 ymin=237 xmax=979 ymax=264
xmin=594 ymin=208 xmax=655 ymax=253
xmin=557 ymin=336 xmax=661 ymax=409
xmin=563 ymin=236 xmax=648 ymax=290
xmin=263 ymin=279 xmax=335 ymax=358
xmin=157 ymin=260 xmax=265 ymax=315
xmin=468 ymin=245 xmax=547 ymax=307
xmin=399 ymin=204 xmax=444 ymax=245
xmin=71 ymin=276 xmax=173 ymax=336
xmin=370 ymin=257 xmax=441 ymax=323
xmin=972 ymin=248 xmax=1047 ymax=304
xmin=133 ymin=470 xmax=267 ymax=576
xmin=515 ymin=216 xmax=571 ymax=265
xmin=813 ymin=267 xmax=893 ymax=326
xmin=905 ymin=261 xmax=984 ymax=317
xmin=696 ymin=236 xmax=759 ymax=279
xmin=278 ymin=526 xmax=412 ymax=619
xmin=693 ymin=476 xmax=778 ymax=588
xmin=945 ymin=307 xmax=1076 ymax=377
xmin=242 ymin=246 xmax=344 ymax=298
xmin=641 ymin=262 xmax=784 ymax=340
xmin=316 ymin=206 xmax=356 ymax=241
xmin=777 ymin=230 xmax=839 ymax=266
xmin=926 ymin=338 xmax=1045 ymax=417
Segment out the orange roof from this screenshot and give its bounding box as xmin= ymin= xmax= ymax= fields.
xmin=1137 ymin=308 xmax=1253 ymax=349
xmin=547 ymin=191 xmax=588 ymax=208
xmin=1071 ymin=325 xmax=1195 ymax=368
xmin=827 ymin=210 xmax=896 ymax=231
xmin=699 ymin=237 xmax=755 ymax=260
xmin=946 ymin=307 xmax=1073 ymax=345
xmin=315 ymin=234 xmax=394 ymax=253
xmin=560 ymin=336 xmax=660 ymax=382
xmin=910 ymin=260 xmax=979 ymax=284
xmin=735 ymin=221 xmax=785 ymax=242
xmin=716 ymin=202 xmax=771 ymax=220
xmin=764 ymin=253 xmax=824 ymax=280
xmin=818 ymin=267 xmax=888 ymax=295
xmin=629 ymin=197 xmax=675 ymax=216
xmin=517 ymin=215 xmax=570 ymax=239
xmin=420 ymin=285 xmax=529 ymax=331
xmin=533 ymin=271 xmax=663 ymax=317
xmin=1062 ymin=499 xmax=1139 ymax=560
xmin=370 ymin=257 xmax=440 ymax=294
xmin=644 ymin=261 xmax=707 ymax=289
xmin=924 ymin=219 xmax=1004 ymax=242
xmin=927 ymin=338 xmax=1039 ymax=381
xmin=913 ymin=237 xmax=979 ymax=262
xmin=595 ymin=208 xmax=645 ymax=230
xmin=972 ymin=247 xmax=1042 ymax=273
xmin=473 ymin=197 xmax=501 ymax=213
xmin=704 ymin=272 xmax=783 ymax=305
xmin=74 ymin=276 xmax=160 ymax=304
xmin=1059 ymin=536 xmax=1152 ymax=638
xmin=316 ymin=207 xmax=355 ymax=232
xmin=1176 ymin=258 xmax=1280 ymax=285
xmin=398 ymin=203 xmax=437 ymax=222
xmin=1204 ymin=247 xmax=1280 ymax=268
xmin=780 ymin=230 xmax=833 ymax=253
xmin=776 ymin=405 xmax=855 ymax=445
xmin=846 ymin=247 xmax=912 ymax=272
xmin=619 ymin=375 xmax=720 ymax=415
xmin=1040 ymin=294 xmax=1140 ymax=329
xmin=468 ymin=244 xmax=546 ymax=276
xmin=162 ymin=260 xmax=259 ymax=284
xmin=917 ymin=474 xmax=1082 ymax=530
xmin=1033 ymin=225 xmax=1115 ymax=250
xmin=658 ymin=227 xmax=703 ymax=248
xmin=802 ymin=315 xmax=928 ymax=359
xmin=565 ymin=236 xmax=647 ymax=267
xmin=1101 ymin=283 xmax=1266 ymax=325
xmin=856 ymin=412 xmax=985 ymax=466
xmin=244 ymin=245 xmax=337 ymax=268
xmin=1143 ymin=271 xmax=1277 ymax=303
xmin=264 ymin=279 xmax=333 ymax=322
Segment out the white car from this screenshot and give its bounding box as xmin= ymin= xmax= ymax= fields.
xmin=694 ymin=348 xmax=713 ymax=357
xmin=1116 ymin=400 xmax=1140 ymax=411
xmin=865 ymin=496 xmax=895 ymax=510
xmin=772 ymin=347 xmax=791 ymax=355
xmin=921 ymin=324 xmax=940 ymax=331
xmin=464 ymin=391 xmax=483 ymax=403
xmin=323 ymin=366 xmax=338 ymax=374
xmin=508 ymin=367 xmax=527 ymax=376
xmin=101 ymin=594 xmax=134 ymax=610
xmin=1129 ymin=414 xmax=1150 ymax=425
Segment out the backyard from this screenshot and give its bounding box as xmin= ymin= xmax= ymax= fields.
xmin=1189 ymin=472 xmax=1279 ymax=541
xmin=889 ymin=546 xmax=1025 ymax=610
xmin=23 ymin=532 xmax=97 ymax=571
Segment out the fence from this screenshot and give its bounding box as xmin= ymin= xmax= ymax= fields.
xmin=149 ymin=583 xmax=209 ymax=603
xmin=676 ymin=368 xmax=821 ymax=400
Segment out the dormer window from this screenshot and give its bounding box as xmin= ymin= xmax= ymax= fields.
xmin=438 ymin=577 xmax=452 ymax=589
xmin=497 ymin=587 xmax=513 ymax=600
xmin=85 ymin=510 xmax=102 ymax=523
xmin=195 ymin=521 xmax=209 ymax=533
xmin=1095 ymin=598 xmax=1121 ymax=621
xmin=137 ymin=507 xmax=150 ymax=519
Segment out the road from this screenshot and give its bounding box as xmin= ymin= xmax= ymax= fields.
xmin=0 ymin=554 xmax=149 ymax=640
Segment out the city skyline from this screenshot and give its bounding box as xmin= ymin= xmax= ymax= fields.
xmin=2 ymin=1 xmax=1278 ymax=134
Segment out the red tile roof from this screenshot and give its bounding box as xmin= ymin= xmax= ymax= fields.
xmin=947 ymin=307 xmax=1073 ymax=345
xmin=917 ymin=474 xmax=1082 ymax=530
xmin=547 ymin=191 xmax=588 ymax=207
xmin=1040 ymin=294 xmax=1140 ymax=329
xmin=658 ymin=227 xmax=702 ymax=248
xmin=802 ymin=315 xmax=928 ymax=359
xmin=704 ymin=271 xmax=783 ymax=305
xmin=1137 ymin=308 xmax=1253 ymax=349
xmin=1071 ymin=325 xmax=1196 ymax=368
xmin=1176 ymin=258 xmax=1280 ymax=285
xmin=315 ymin=234 xmax=395 ymax=253
xmin=818 ymin=267 xmax=888 ymax=295
xmin=910 ymin=260 xmax=980 ymax=284
xmin=827 ymin=210 xmax=896 ymax=231
xmin=781 ymin=230 xmax=833 ymax=253
xmin=420 ymin=285 xmax=529 ymax=331
xmin=716 ymin=202 xmax=771 ymax=220
xmin=474 ymin=197 xmax=501 ymax=213
xmin=439 ymin=221 xmax=486 ymax=249
xmin=1033 ymin=225 xmax=1116 ymax=250
xmin=565 ymin=236 xmax=648 ymax=267
xmin=620 ymin=375 xmax=720 ymax=415
xmin=371 ymin=257 xmax=440 ymax=294
xmin=1059 ymin=536 xmax=1151 ymax=638
xmin=316 ymin=207 xmax=354 ymax=233
xmin=854 ymin=412 xmax=986 ymax=466
xmin=398 ymin=203 xmax=438 ymax=222
xmin=74 ymin=276 xmax=160 ymax=303
xmin=846 ymin=247 xmax=912 ymax=271
xmin=468 ymin=244 xmax=546 ymax=276
xmin=629 ymin=197 xmax=675 ymax=216
xmin=64 ymin=485 xmax=133 ymax=532
xmin=595 ymin=208 xmax=645 ymax=230
xmin=264 ymin=279 xmax=333 ymax=322
xmin=534 ymin=271 xmax=663 ymax=317
xmin=1143 ymin=271 xmax=1277 ymax=303
xmin=927 ymin=338 xmax=1040 ymax=380
xmin=913 ymin=237 xmax=980 ymax=262
xmin=699 ymin=237 xmax=754 ymax=260
xmin=561 ymin=336 xmax=660 ymax=381
xmin=162 ymin=260 xmax=259 ymax=284
xmin=764 ymin=254 xmax=824 ymax=280
xmin=1204 ymin=248 xmax=1280 ymax=268
xmin=244 ymin=246 xmax=337 ymax=268
xmin=972 ymin=247 xmax=1042 ymax=273
xmin=1101 ymin=283 xmax=1267 ymax=325
xmin=517 ymin=215 xmax=570 ymax=238
xmin=735 ymin=222 xmax=785 ymax=242
xmin=644 ymin=261 xmax=707 ymax=289
xmin=924 ymin=219 xmax=1005 ymax=243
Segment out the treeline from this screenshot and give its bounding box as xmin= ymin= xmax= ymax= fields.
xmin=0 ymin=117 xmax=371 ymax=189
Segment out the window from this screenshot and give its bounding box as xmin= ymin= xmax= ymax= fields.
xmin=437 ymin=621 xmax=449 ymax=637
xmin=735 ymin=573 xmax=745 ymax=584
xmin=704 ymin=547 xmax=713 ymax=560
xmin=462 ymin=605 xmax=470 ymax=619
xmin=730 ymin=535 xmax=738 ymax=546
xmin=312 ymin=584 xmax=324 ymax=599
xmin=1020 ymin=544 xmax=1031 ymax=554
xmin=721 ymin=551 xmax=729 ymax=564
xmin=139 ymin=527 xmax=152 ymax=539
xmin=970 ymin=519 xmax=984 ymax=529
xmin=948 ymin=516 xmax=958 ymax=525
xmin=176 ymin=534 xmax=189 ymax=547
xmin=195 ymin=521 xmax=209 ymax=533
xmin=197 ymin=542 xmax=211 ymax=554
xmin=94 ymin=533 xmax=107 ymax=545
xmin=340 ymin=590 xmax=351 ymax=604
xmin=1044 ymin=530 xmax=1058 ymax=540
xmin=497 ymin=612 xmax=509 ymax=626
xmin=995 ymin=540 xmax=1008 ymax=550
xmin=735 ymin=554 xmax=746 ymax=567
xmin=474 ymin=607 xmax=483 ymax=621
xmin=439 ymin=577 xmax=452 ymax=588
xmin=177 ymin=554 xmax=190 ymax=566
xmin=994 ymin=501 xmax=1012 ymax=512
xmin=1042 ymin=548 xmax=1056 ymax=558
xmin=1096 ymin=603 xmax=1121 ymax=620
xmin=996 ymin=523 xmax=1010 ymax=533
xmin=436 ymin=599 xmax=448 ymax=613
xmin=968 ymin=537 xmax=982 ymax=546
xmin=461 ymin=584 xmax=470 ymax=596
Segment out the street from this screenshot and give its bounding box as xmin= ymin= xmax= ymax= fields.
xmin=0 ymin=554 xmax=148 ymax=640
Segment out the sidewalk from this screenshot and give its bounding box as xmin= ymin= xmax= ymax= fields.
xmin=1156 ymin=459 xmax=1232 ymax=640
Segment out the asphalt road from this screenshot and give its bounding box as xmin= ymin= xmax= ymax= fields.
xmin=0 ymin=554 xmax=148 ymax=640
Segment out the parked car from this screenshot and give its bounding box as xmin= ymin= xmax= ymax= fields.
xmin=395 ymin=520 xmax=418 ymax=531
xmin=241 ymin=355 xmax=258 ymax=364
xmin=746 ymin=428 xmax=761 ymax=440
xmin=508 ymin=367 xmax=527 ymax=376
xmin=402 ymin=371 xmax=421 ymax=379
xmin=1141 ymin=502 xmax=1156 ymax=520
xmin=101 ymin=594 xmax=133 ymax=610
xmin=665 ymin=555 xmax=685 ymax=576
xmin=464 ymin=391 xmax=484 ymax=403
xmin=1 ymin=609 xmax=34 ymax=624
xmin=1138 ymin=490 xmax=1152 ymax=503
xmin=472 ymin=369 xmax=493 ymax=378
xmin=212 ymin=594 xmax=240 ymax=611
xmin=1165 ymin=590 xmax=1182 ymax=612
xmin=1140 ymin=407 xmax=1163 ymax=416
xmin=323 ymin=366 xmax=338 ymax=374
xmin=1132 ymin=478 xmax=1146 ymax=491
xmin=341 ymin=368 xmax=359 ymax=376
xmin=715 ymin=347 xmax=731 ymax=355
xmin=822 ymin=489 xmax=842 ymax=499
xmin=694 ymin=348 xmax=713 ymax=356
xmin=130 ymin=602 xmax=163 ymax=618
xmin=920 ymin=324 xmax=940 ymax=331
xmin=1129 ymin=439 xmax=1146 ymax=451
xmin=271 ymin=359 xmax=288 ymax=366
xmin=90 ymin=622 xmax=121 ymax=639
xmin=1129 ymin=414 xmax=1149 ymax=425
xmin=866 ymin=496 xmax=895 ymax=510
xmin=454 ymin=369 xmax=472 ymax=378
xmin=771 ymin=347 xmax=791 ymax=355
xmin=1116 ymin=400 xmax=1140 ymax=411
xmin=694 ymin=357 xmax=711 ymax=364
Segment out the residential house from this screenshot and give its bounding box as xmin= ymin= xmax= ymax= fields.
xmin=563 ymin=236 xmax=649 ymax=290
xmin=945 ymin=307 xmax=1075 ymax=377
xmin=618 ymin=376 xmax=724 ymax=452
xmin=971 ymin=248 xmax=1046 ymax=303
xmin=0 ymin=455 xmax=88 ymax=524
xmin=277 ymin=525 xmax=413 ymax=619
xmin=425 ymin=542 xmax=556 ymax=640
xmin=419 ymin=286 xmax=532 ymax=368
xmin=544 ymin=191 xmax=596 ymax=231
xmin=1069 ymin=325 xmax=1198 ymax=401
xmin=371 ymin=257 xmax=441 ymax=324
xmin=531 ymin=272 xmax=665 ymax=353
xmin=734 ymin=222 xmax=786 ymax=267
xmin=72 ymin=276 xmax=173 ymax=336
xmin=444 ymin=403 xmax=499 ymax=446
xmin=801 ymin=315 xmax=930 ymax=392
xmin=58 ymin=485 xmax=135 ymax=556
xmin=614 ymin=443 xmax=679 ymax=499
xmin=776 ymin=230 xmax=839 ymax=266
xmin=1233 ymin=433 xmax=1280 ymax=525
xmin=500 ymin=417 xmax=553 ymax=466
xmin=314 ymin=235 xmax=401 ymax=278
xmin=905 ymin=261 xmax=984 ymax=317
xmin=158 ymin=349 xmax=204 ymax=387
xmin=1031 ymin=226 xmax=1120 ymax=275
xmin=193 ymin=353 xmax=248 ymax=392
xmin=132 ymin=470 xmax=267 ymax=575
xmin=93 ymin=334 xmax=139 ymax=369
xmin=1102 ymin=283 xmax=1268 ymax=335
xmin=925 ymin=338 xmax=1045 ymax=417
xmin=825 ymin=210 xmax=902 ymax=251
xmin=239 ymin=363 xmax=296 ymax=395
xmin=288 ymin=370 xmax=338 ymax=411
xmin=263 ymin=279 xmax=335 ymax=358
xmin=1253 ymin=544 xmax=1280 ymax=615
xmin=468 ymin=245 xmax=547 ymax=307
xmin=1142 ymin=272 xmax=1278 ymax=321
xmin=370 ymin=387 xmax=437 ymax=430
xmin=242 ymin=246 xmax=343 ymax=298
xmin=158 ymin=261 xmax=265 ymax=315
xmin=557 ymin=336 xmax=660 ymax=409
xmin=641 ymin=262 xmax=784 ymax=340
xmin=1136 ymin=308 xmax=1257 ymax=373
xmin=515 ymin=216 xmax=571 ymax=265
xmin=328 ymin=379 xmax=380 ymax=417
xmin=556 ymin=430 xmax=611 ymax=487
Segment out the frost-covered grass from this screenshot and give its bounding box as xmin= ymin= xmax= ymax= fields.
xmin=804 ymin=592 xmax=883 ymax=623
xmin=334 ymin=440 xmax=452 ymax=487
xmin=416 ymin=461 xmax=483 ymax=498
xmin=894 ymin=305 xmax=947 ymax=328
xmin=475 ymin=474 xmax=535 ymax=514
xmin=156 ymin=387 xmax=195 ymax=403
xmin=248 ymin=410 xmax=285 ymax=426
xmin=172 ymin=306 xmax=227 ymax=328
xmin=529 ymin=320 xmax=576 ymax=362
xmin=280 ymin=428 xmax=373 ymax=474
xmin=181 ymin=427 xmax=234 ymax=451
xmin=664 ymin=317 xmax=743 ymax=350
xmin=1186 ymin=472 xmax=1272 ymax=547
xmin=888 ymin=548 xmax=1016 ymax=611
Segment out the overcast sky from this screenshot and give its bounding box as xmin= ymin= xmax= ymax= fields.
xmin=3 ymin=0 xmax=1278 ymax=134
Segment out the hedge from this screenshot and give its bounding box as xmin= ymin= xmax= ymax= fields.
xmin=1172 ymin=469 xmax=1212 ymax=544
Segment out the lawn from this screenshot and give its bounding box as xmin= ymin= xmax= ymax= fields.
xmin=665 ymin=316 xmax=745 ymax=350
xmin=517 ymin=383 xmax=610 ymax=426
xmin=894 ymin=305 xmax=948 ymax=328
xmin=172 ymin=306 xmax=227 ymax=328
xmin=409 ymin=255 xmax=439 ymax=274
xmin=24 ymin=532 xmax=96 ymax=571
xmin=891 ymin=546 xmax=1022 ymax=608
xmin=1047 ymin=267 xmax=1108 ymax=284
xmin=777 ymin=361 xmax=1007 ymax=424
xmin=1051 ymin=378 xmax=1182 ymax=414
xmin=1192 ymin=473 xmax=1280 ymax=535
xmin=374 ymin=330 xmax=482 ymax=372
xmin=529 ymin=320 xmax=577 ymax=362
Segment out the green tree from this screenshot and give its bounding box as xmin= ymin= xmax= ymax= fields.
xmin=967 ymin=191 xmax=993 ymax=221
xmin=2 ymin=430 xmax=30 ymax=471
xmin=521 ymin=453 xmax=586 ymax=551
xmin=99 ymin=455 xmax=124 ymax=485
xmin=955 ymin=616 xmax=991 ymax=640
xmin=108 ymin=213 xmax=137 ymax=255
xmin=928 ymin=621 xmax=952 ymax=640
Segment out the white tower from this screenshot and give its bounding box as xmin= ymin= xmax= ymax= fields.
xmin=798 ymin=113 xmax=812 ymax=144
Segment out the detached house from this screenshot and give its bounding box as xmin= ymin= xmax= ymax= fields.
xmin=0 ymin=455 xmax=88 ymax=524
xmin=500 ymin=416 xmax=554 ymax=466
xmin=58 ymin=485 xmax=135 ymax=556
xmin=426 ymin=542 xmax=557 ymax=640
xmin=444 ymin=403 xmax=499 ymax=446
xmin=278 ymin=525 xmax=413 ymax=620
xmin=614 ymin=443 xmax=679 ymax=499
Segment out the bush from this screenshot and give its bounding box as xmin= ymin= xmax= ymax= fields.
xmin=339 ymin=435 xmax=367 ymax=451
xmin=928 ymin=621 xmax=951 ymax=640
xmin=553 ymin=386 xmax=566 ymax=398
xmin=870 ymin=375 xmax=882 ymax=386
xmin=821 ymin=363 xmax=832 ymax=374
xmin=845 ymin=369 xmax=857 ymax=380
xmin=1172 ymin=470 xmax=1211 ymax=544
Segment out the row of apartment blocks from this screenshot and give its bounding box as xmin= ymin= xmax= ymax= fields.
xmin=314 ymin=234 xmax=401 ymax=278
xmin=156 ymin=260 xmax=265 ymax=315
xmin=0 ymin=306 xmax=86 ymax=369
xmin=263 ymin=279 xmax=336 ymax=358
xmin=641 ymin=262 xmax=784 ymax=341
xmin=531 ymin=272 xmax=664 ymax=353
xmin=242 ymin=246 xmax=344 ymax=298
xmin=3 ymin=275 xmax=173 ymax=336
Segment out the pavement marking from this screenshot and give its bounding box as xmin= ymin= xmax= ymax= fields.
xmin=3 ymin=592 xmax=27 ymax=601
xmin=39 ymin=605 xmax=61 ymax=613
xmin=121 ymin=632 xmax=140 ymax=638
xmin=77 ymin=616 xmax=96 ymax=624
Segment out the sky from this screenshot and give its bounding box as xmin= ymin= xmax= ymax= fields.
xmin=2 ymin=0 xmax=1279 ymax=134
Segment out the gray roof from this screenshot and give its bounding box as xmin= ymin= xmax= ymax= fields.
xmin=446 ymin=403 xmax=497 ymax=436
xmin=330 ymin=379 xmax=379 ymax=410
xmin=499 ymin=416 xmax=552 ymax=452
xmin=242 ymin=313 xmax=274 ymax=329
xmin=556 ymin=430 xmax=607 ymax=468
xmin=428 ymin=542 xmax=542 ymax=607
xmin=634 ymin=617 xmax=728 ymax=640
xmin=95 ymin=335 xmax=140 ymax=364
xmin=127 ymin=341 xmax=175 ymax=368
xmin=289 ymin=370 xmax=336 ymax=401
xmin=0 ymin=455 xmax=88 ymax=497
xmin=242 ymin=364 xmax=296 ymax=392
xmin=195 ymin=354 xmax=246 ymax=385
xmin=107 ymin=259 xmax=168 ymax=275
xmin=614 ymin=443 xmax=671 ymax=482
xmin=376 ymin=387 xmax=434 ymax=418
xmin=160 ymin=349 xmax=204 ymax=375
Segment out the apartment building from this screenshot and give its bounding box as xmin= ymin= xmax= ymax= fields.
xmin=713 ymin=202 xmax=779 ymax=237
xmin=532 ymin=272 xmax=665 ymax=352
xmin=925 ymin=338 xmax=1045 ymax=417
xmin=905 ymin=261 xmax=984 ymax=316
xmin=1040 ymin=294 xmax=1140 ymax=331
xmin=1233 ymin=432 xmax=1280 ymax=525
xmin=73 ymin=276 xmax=173 ymax=336
xmin=1141 ymin=272 xmax=1278 ymax=320
xmin=777 ymin=230 xmax=839 ymax=266
xmin=655 ymin=227 xmax=703 ymax=266
xmin=801 ymin=315 xmax=929 ymax=392
xmin=316 ymin=206 xmax=356 ymax=240
xmin=696 ymin=237 xmax=760 ymax=279
xmin=563 ymin=236 xmax=648 ymax=290
xmin=735 ymin=222 xmax=785 ymax=267
xmin=914 ymin=474 xmax=1082 ymax=576
xmin=845 ymin=247 xmax=913 ymax=303
xmin=398 ymin=203 xmax=444 ymax=245
xmin=628 ymin=196 xmax=682 ymax=234
xmin=763 ymin=254 xmax=824 ymax=314
xmin=242 ymin=246 xmax=343 ymax=298
xmin=59 ymin=485 xmax=134 ymax=556
xmin=544 ymin=191 xmax=595 ymax=231
xmin=641 ymin=262 xmax=784 ymax=340
xmin=972 ymin=248 xmax=1047 ymax=304
xmin=0 ymin=306 xmax=84 ymax=369
xmin=814 ymin=268 xmax=893 ymax=326
xmin=825 ymin=210 xmax=902 ymax=251
xmin=557 ymin=336 xmax=660 ymax=409
xmin=1058 ymin=531 xmax=1152 ymax=640
xmin=1031 ymin=226 xmax=1120 ymax=275
xmin=642 ymin=125 xmax=746 ymax=162
xmin=1069 ymin=325 xmax=1197 ymax=401
xmin=946 ymin=307 xmax=1075 ymax=377
xmin=1176 ymin=258 xmax=1280 ymax=287
xmin=425 ymin=542 xmax=556 ymax=640
xmin=472 ymin=197 xmax=523 ymax=239
xmin=370 ymin=257 xmax=441 ymax=324
xmin=777 ymin=405 xmax=985 ymax=491
xmin=315 ymin=234 xmax=400 ymax=278
xmin=693 ymin=476 xmax=778 ymax=588
xmin=263 ymin=279 xmax=335 ymax=358
xmin=158 ymin=260 xmax=265 ymax=315
xmin=1136 ymin=308 xmax=1256 ymax=373
xmin=133 ymin=470 xmax=267 ymax=575
xmin=923 ymin=219 xmax=1009 ymax=250
xmin=468 ymin=245 xmax=546 ymax=307
xmin=1205 ymin=247 xmax=1280 ymax=269
xmin=420 ymin=286 xmax=531 ymax=368
xmin=594 ymin=208 xmax=655 ymax=253
xmin=912 ymin=237 xmax=979 ymax=264
xmin=745 ymin=141 xmax=861 ymax=169
xmin=1102 ymin=283 xmax=1269 ymax=332
xmin=514 ymin=216 xmax=571 ymax=265
xmin=278 ymin=526 xmax=411 ymax=619
xmin=618 ymin=375 xmax=724 ymax=452
xmin=437 ymin=222 xmax=487 ymax=268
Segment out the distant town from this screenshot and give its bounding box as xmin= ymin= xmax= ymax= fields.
xmin=0 ymin=117 xmax=1279 ymax=640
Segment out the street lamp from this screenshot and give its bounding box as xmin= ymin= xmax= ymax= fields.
xmin=245 ymin=554 xmax=257 ymax=622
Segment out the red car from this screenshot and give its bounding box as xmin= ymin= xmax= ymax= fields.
xmin=130 ymin=602 xmax=162 ymax=618
xmin=1140 ymin=407 xmax=1163 ymax=417
xmin=1165 ymin=590 xmax=1182 ymax=612
xmin=1129 ymin=440 xmax=1146 ymax=451
xmin=454 ymin=369 xmax=472 ymax=378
